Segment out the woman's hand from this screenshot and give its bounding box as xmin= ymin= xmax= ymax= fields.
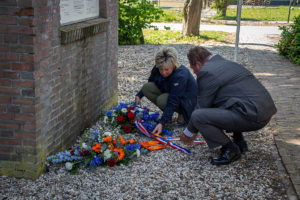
xmin=180 ymin=132 xmax=197 ymax=146
xmin=135 ymin=96 xmax=141 ymax=107
xmin=153 ymin=123 xmax=163 ymax=135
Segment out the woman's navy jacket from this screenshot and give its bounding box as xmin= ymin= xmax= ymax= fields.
xmin=137 ymin=65 xmax=198 ymax=126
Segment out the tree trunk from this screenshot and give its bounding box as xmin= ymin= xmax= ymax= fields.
xmin=182 ymin=0 xmax=203 ymax=36
xmin=222 ymin=5 xmax=227 ymax=16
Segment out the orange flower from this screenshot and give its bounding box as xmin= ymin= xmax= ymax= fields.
xmin=119 ymin=135 xmax=126 ymax=145
xmin=92 ymin=143 xmax=101 ymax=153
xmin=113 ymin=148 xmax=125 ymax=161
xmin=107 ymin=142 xmax=114 ymax=151
xmin=103 ymin=136 xmax=112 ymax=143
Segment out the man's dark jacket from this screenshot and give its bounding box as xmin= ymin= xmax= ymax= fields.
xmin=137 ymin=65 xmax=198 ymax=125
xmin=196 ymin=55 xmax=277 ymax=122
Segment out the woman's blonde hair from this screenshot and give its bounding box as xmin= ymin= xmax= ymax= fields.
xmin=155 ymin=46 xmax=179 ymax=70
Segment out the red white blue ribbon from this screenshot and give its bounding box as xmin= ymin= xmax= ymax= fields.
xmin=135 ymin=120 xmax=191 ymax=154
xmin=166 ymin=137 xmax=203 ymax=144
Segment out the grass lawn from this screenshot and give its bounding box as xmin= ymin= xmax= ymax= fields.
xmin=221 ymin=6 xmax=300 ymax=21
xmin=143 ymin=29 xmax=235 ymax=44
xmin=157 ymin=6 xmax=300 ymax=22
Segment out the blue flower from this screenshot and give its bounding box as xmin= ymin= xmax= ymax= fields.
xmin=125 ymin=144 xmax=141 ymax=151
xmin=94 ymin=157 xmax=103 ymax=165
xmin=93 ymin=128 xmax=100 ymax=140
xmin=90 ymin=160 xmax=96 ymax=167
xmin=106 ymin=110 xmax=113 ymax=116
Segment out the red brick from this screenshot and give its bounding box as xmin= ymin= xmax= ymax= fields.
xmin=10 ymin=44 xmax=34 ymax=53
xmin=15 ymin=131 xmax=36 ymax=139
xmin=1 ymin=0 xmax=17 ymax=6
xmin=0 ymin=96 xmax=11 ymax=103
xmin=8 ymin=105 xmax=20 ymax=113
xmin=0 ymin=63 xmax=10 ymax=69
xmin=12 ymin=98 xmax=35 ymax=105
xmin=0 ymin=87 xmax=20 ymax=95
xmin=14 ymin=8 xmax=34 ymax=17
xmin=8 ymin=26 xmax=35 ymax=35
xmin=17 ymin=0 xmax=33 ymax=8
xmin=20 ymin=54 xmax=34 ymax=63
xmin=23 ymin=139 xmax=36 ymax=146
xmin=12 ymin=80 xmax=34 ymax=88
xmin=38 ymin=7 xmax=50 ymax=15
xmin=0 ymin=53 xmax=19 ymax=61
xmin=0 ymin=79 xmax=11 ymax=87
xmin=12 ymin=63 xmax=33 ymax=71
xmin=0 ymin=122 xmax=19 ymax=129
xmin=15 ymin=114 xmax=35 ymax=122
xmin=0 ymin=146 xmax=14 ymax=153
xmin=22 ymin=106 xmax=35 ymax=114
xmin=40 ymin=57 xmax=51 ymax=68
xmin=0 ymin=71 xmax=20 ymax=79
xmin=24 ymin=123 xmax=36 ymax=130
xmin=0 ymin=16 xmax=17 ymax=25
xmin=0 ymin=138 xmax=21 ymax=145
xmin=19 ymin=36 xmax=34 ymax=44
xmin=18 ymin=18 xmax=35 ymax=27
xmin=0 ymin=7 xmax=19 ymax=15
xmin=35 ymin=49 xmax=52 ymax=62
xmin=4 ymin=35 xmax=18 ymax=43
xmin=0 ymin=104 xmax=6 ymax=112
xmin=0 ymin=113 xmax=12 ymax=120
xmin=0 ymin=25 xmax=8 ymax=34
xmin=0 ymin=44 xmax=9 ymax=51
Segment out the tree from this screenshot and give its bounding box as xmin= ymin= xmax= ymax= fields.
xmin=213 ymin=0 xmax=234 ymax=17
xmin=119 ymin=0 xmax=163 ymax=45
xmin=182 ymin=0 xmax=203 ymax=36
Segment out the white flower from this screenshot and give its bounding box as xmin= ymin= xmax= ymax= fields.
xmin=121 ymin=108 xmax=127 ymax=113
xmin=103 ymin=131 xmax=112 ymax=137
xmin=136 ymin=149 xmax=140 ymax=157
xmin=65 ymin=162 xmax=73 ymax=171
xmin=103 ymin=116 xmax=108 ymax=124
xmin=138 ymin=108 xmax=144 ymax=112
xmin=149 ymin=112 xmax=155 ymax=115
xmin=111 ymin=117 xmax=115 ymax=124
xmin=112 ymin=111 xmax=117 ymax=117
xmin=104 ymin=149 xmax=112 ymax=161
xmin=82 ymin=142 xmax=88 ymax=149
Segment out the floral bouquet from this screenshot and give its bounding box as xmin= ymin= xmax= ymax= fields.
xmin=102 ymin=102 xmax=173 ymax=136
xmin=46 ymin=127 xmax=147 ymax=173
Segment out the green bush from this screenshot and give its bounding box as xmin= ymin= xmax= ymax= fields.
xmin=119 ymin=0 xmax=163 ymax=45
xmin=277 ymin=15 xmax=300 ymax=65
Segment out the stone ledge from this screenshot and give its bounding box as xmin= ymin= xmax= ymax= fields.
xmin=60 ymin=18 xmax=109 ymax=44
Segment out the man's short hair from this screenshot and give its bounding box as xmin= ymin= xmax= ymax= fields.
xmin=187 ymin=46 xmax=212 ymax=66
xmin=155 ymin=46 xmax=179 ymax=70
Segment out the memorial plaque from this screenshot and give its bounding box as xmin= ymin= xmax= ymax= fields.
xmin=60 ymin=0 xmax=99 ymax=25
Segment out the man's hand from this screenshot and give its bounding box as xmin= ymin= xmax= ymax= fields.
xmin=153 ymin=123 xmax=163 ymax=135
xmin=135 ymin=96 xmax=141 ymax=107
xmin=180 ymin=132 xmax=197 ymax=146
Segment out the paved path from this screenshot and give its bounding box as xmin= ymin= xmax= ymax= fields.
xmin=152 ymin=22 xmax=282 ymax=45
xmin=153 ymin=22 xmax=300 ymax=199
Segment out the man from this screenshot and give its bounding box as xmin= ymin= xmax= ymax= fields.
xmin=180 ymin=46 xmax=277 ymax=165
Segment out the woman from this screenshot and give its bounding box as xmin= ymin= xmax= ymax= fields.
xmin=135 ymin=46 xmax=198 ymax=135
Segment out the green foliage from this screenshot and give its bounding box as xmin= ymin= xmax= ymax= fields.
xmin=156 ymin=10 xmax=183 ymax=22
xmin=223 ymin=6 xmax=300 ymax=21
xmin=211 ymin=0 xmax=235 ymax=17
xmin=277 ymin=15 xmax=300 ymax=65
xmin=119 ymin=0 xmax=164 ymax=45
xmin=143 ymin=29 xmax=234 ymax=44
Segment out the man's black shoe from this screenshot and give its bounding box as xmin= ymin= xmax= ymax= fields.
xmin=211 ymin=144 xmax=241 ymax=166
xmin=234 ymin=139 xmax=248 ymax=154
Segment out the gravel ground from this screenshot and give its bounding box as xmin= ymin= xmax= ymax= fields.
xmin=0 ymin=44 xmax=290 ymax=200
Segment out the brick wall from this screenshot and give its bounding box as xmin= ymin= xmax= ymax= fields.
xmin=0 ymin=0 xmax=118 ymax=178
